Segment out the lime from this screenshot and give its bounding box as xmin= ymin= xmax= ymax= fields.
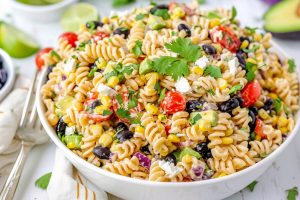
xmin=42 ymin=0 xmax=63 ymax=4
xmin=0 ymin=22 xmax=40 ymax=58
xmin=60 ymin=3 xmax=99 ymax=32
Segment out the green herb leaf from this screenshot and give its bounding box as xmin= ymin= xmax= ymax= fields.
xmin=243 ymin=44 xmax=260 ymax=53
xmin=245 ymin=62 xmax=256 ymax=82
xmin=250 ymin=132 xmax=255 ymax=140
xmin=274 ymin=98 xmax=282 ymax=114
xmin=35 ymin=172 xmax=52 ymax=190
xmin=153 ymin=9 xmax=170 ymax=20
xmin=116 ymin=108 xmax=131 ymax=120
xmin=207 ymin=11 xmax=221 ymax=19
xmin=229 ymin=84 xmax=243 ymax=94
xmin=288 ymin=58 xmax=296 ymax=73
xmin=245 ymin=26 xmax=258 ymax=35
xmin=132 ymin=40 xmax=143 ymax=57
xmin=116 ymin=93 xmax=123 ymax=105
xmin=230 ymin=6 xmax=237 ymax=21
xmin=158 ymin=88 xmax=166 ymax=103
xmin=88 ymin=67 xmax=98 ymax=78
xmin=197 ymin=0 xmax=206 ymax=4
xmin=207 ymin=89 xmax=215 ymax=95
xmin=150 ymin=1 xmax=157 ymax=6
xmin=247 ymin=181 xmax=258 ymax=192
xmin=165 ymin=38 xmax=201 ymax=62
xmin=50 ymin=50 xmax=62 ymax=61
xmin=204 ymin=65 xmax=222 ymax=78
xmin=130 ymin=118 xmax=141 ymax=124
xmin=135 ymin=13 xmax=145 ymax=20
xmin=112 ymin=0 xmax=135 ymax=7
xmin=103 ymin=110 xmax=113 ymax=116
xmin=128 ymin=94 xmax=138 ymax=109
xmin=154 ymin=81 xmax=162 ymax=94
xmin=287 ymin=187 xmax=298 ymax=200
xmin=190 ymin=114 xmax=201 ymax=125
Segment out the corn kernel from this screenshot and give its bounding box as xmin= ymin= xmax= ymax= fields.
xmin=182 ymin=155 xmax=193 ymax=163
xmin=145 ymin=103 xmax=159 ymax=115
xmin=74 ymin=102 xmax=84 ymax=111
xmin=198 ymin=120 xmax=211 ymax=131
xmin=209 ymin=18 xmax=221 ymax=28
xmin=213 ymin=44 xmax=222 ymax=54
xmin=167 ymin=134 xmax=180 ymax=143
xmin=90 ymin=125 xmax=104 ymax=137
xmin=246 ymin=58 xmax=257 ymax=65
xmin=253 ymin=33 xmax=262 ymax=41
xmin=225 ymin=128 xmax=233 ymax=136
xmin=48 ymin=114 xmax=59 ymax=126
xmin=222 ymin=137 xmax=233 ymax=145
xmin=278 ymin=116 xmax=288 ymax=127
xmin=158 ymin=114 xmax=167 ymax=122
xmin=173 ymin=7 xmax=185 ymax=18
xmin=258 ymin=109 xmax=269 ymax=120
xmin=280 ymin=127 xmax=288 ymax=135
xmin=101 ymin=95 xmax=112 ymax=107
xmin=135 ymin=126 xmax=145 ymax=134
xmin=218 ymin=78 xmax=228 ymax=90
xmin=99 ymin=133 xmax=113 ymax=147
xmin=240 ymin=40 xmax=249 ymax=49
xmin=107 ymin=76 xmax=119 ymax=88
xmin=68 ymin=122 xmax=75 ymax=127
xmin=95 ymin=105 xmax=108 ymax=115
xmin=268 ymin=93 xmax=278 ymax=99
xmin=102 ymin=16 xmax=110 ymax=24
xmin=68 ymin=73 xmax=76 ymax=81
xmin=218 ymin=172 xmax=227 ymax=178
xmin=255 ymin=134 xmax=261 ymax=141
xmin=271 ymin=116 xmax=278 ymax=126
xmin=67 ymin=142 xmax=76 ymax=149
xmin=165 ymin=20 xmax=172 ymax=28
xmin=96 ymin=58 xmax=107 ymax=69
xmin=192 ymin=66 xmax=204 ymax=75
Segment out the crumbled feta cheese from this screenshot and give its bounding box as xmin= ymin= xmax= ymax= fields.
xmin=175 ymin=77 xmax=191 ymax=94
xmin=176 ymin=133 xmax=185 ymax=137
xmin=228 ymin=57 xmax=239 ymax=75
xmin=97 ymin=84 xmax=117 ymax=97
xmin=64 ymin=58 xmax=76 ymax=72
xmin=212 ymin=30 xmax=223 ymax=42
xmin=65 ymin=126 xmax=76 ymax=136
xmin=195 ymin=56 xmax=209 ymax=69
xmin=158 ymin=160 xmax=183 ymax=178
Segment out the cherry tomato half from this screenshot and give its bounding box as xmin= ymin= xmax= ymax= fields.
xmin=241 ymin=80 xmax=262 ymax=107
xmin=93 ymin=31 xmax=109 ymax=41
xmin=160 ymin=91 xmax=186 ymax=114
xmin=210 ymin=26 xmax=240 ymax=53
xmin=35 ymin=47 xmax=53 ymax=71
xmin=254 ymin=119 xmax=266 ymax=139
xmin=59 ymin=32 xmax=78 ymax=48
xmin=113 ymin=92 xmax=143 ymax=122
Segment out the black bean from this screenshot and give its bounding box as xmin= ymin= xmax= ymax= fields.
xmin=240 ymin=36 xmax=250 ymax=43
xmin=263 ymin=98 xmax=273 ymax=111
xmin=116 ymin=130 xmax=134 ymax=142
xmin=218 ymin=97 xmax=241 ymax=113
xmin=113 ymin=27 xmax=129 ymax=39
xmin=93 ymin=146 xmax=111 ymax=159
xmin=236 ymin=97 xmax=244 ymax=106
xmin=195 ymin=142 xmax=212 ymax=159
xmin=0 ymin=68 xmax=7 ymax=90
xmin=248 ymin=109 xmax=256 ymax=132
xmin=236 ymin=53 xmax=246 ymax=69
xmin=86 ymin=21 xmax=104 ymax=30
xmin=141 ymin=144 xmax=151 ymax=155
xmin=56 ymin=117 xmax=67 ymax=135
xmin=114 ymin=122 xmax=129 ymax=133
xmin=185 ymin=100 xmax=205 ymax=113
xmin=164 ymin=154 xmax=176 ymax=165
xmin=249 ymin=106 xmax=258 ymax=115
xmin=91 ymin=100 xmax=101 ymax=109
xmin=202 ymin=44 xmax=217 ymax=55
xmin=177 ymin=24 xmax=191 ymax=37
xmin=46 ymin=66 xmax=53 ymax=81
xmin=150 ymin=4 xmax=169 ymax=14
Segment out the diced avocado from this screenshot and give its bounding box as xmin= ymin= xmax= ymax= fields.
xmin=139 ymin=59 xmax=154 ymax=75
xmin=64 ymin=134 xmax=82 ymax=149
xmin=148 ymin=15 xmax=166 ymax=30
xmin=173 ymin=147 xmax=201 ymax=162
xmin=264 ymin=0 xmax=300 ymax=39
xmin=55 ymin=108 xmax=64 ymax=117
xmin=201 ymin=110 xmax=218 ymax=127
xmin=55 ymin=96 xmax=74 ymax=114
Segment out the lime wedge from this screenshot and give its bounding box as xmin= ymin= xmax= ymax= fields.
xmin=60 ymin=3 xmax=99 ymax=32
xmin=42 ymin=0 xmax=63 ymax=4
xmin=16 ymin=0 xmax=48 ymax=6
xmin=0 ymin=21 xmax=40 ymax=58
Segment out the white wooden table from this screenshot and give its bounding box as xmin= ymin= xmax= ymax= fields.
xmin=1 ymin=0 xmax=300 ymax=199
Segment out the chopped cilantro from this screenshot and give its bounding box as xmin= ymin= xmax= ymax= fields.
xmin=116 ymin=108 xmax=131 ymax=120
xmin=207 ymin=89 xmax=215 ymax=95
xmin=245 ymin=62 xmax=256 ymax=82
xmin=88 ymin=67 xmax=98 ymax=78
xmin=130 ymin=118 xmax=141 ymax=124
xmin=50 ymin=50 xmax=62 ymax=61
xmin=250 ymin=132 xmax=255 ymax=140
xmin=154 ymin=82 xmax=162 ymax=94
xmin=190 ymin=114 xmax=201 ymax=125
xmin=243 ymin=44 xmax=260 ymax=53
xmin=112 ymin=0 xmax=135 ymax=7
xmin=128 ymin=94 xmax=138 ymax=109
xmin=153 ymin=9 xmax=170 ymax=20
xmin=287 ymin=187 xmax=298 ymax=200
xmin=158 ymin=88 xmax=166 ymax=103
xmin=207 ymin=11 xmax=221 ymax=19
xmin=132 ymin=40 xmax=143 ymax=57
xmin=274 ymin=98 xmax=282 ymax=114
xmin=35 ymin=172 xmax=52 ymax=190
xmin=76 ymin=42 xmax=86 ymax=51
xmin=116 ymin=93 xmax=123 ymax=105
xmin=288 ymin=58 xmax=296 ymax=73
xmin=135 ymin=13 xmax=145 ymax=20
xmin=230 ymin=6 xmax=237 ymax=22
xmin=103 ymin=110 xmax=113 ymax=116
xmin=229 ymin=84 xmax=243 ymax=94
xmin=171 ymin=31 xmax=176 ymax=36
xmin=247 ymin=180 xmax=258 ymax=192
xmin=245 ymin=26 xmax=258 ymax=35
xmin=204 ymin=65 xmax=222 ymax=78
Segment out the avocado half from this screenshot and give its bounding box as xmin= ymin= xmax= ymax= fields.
xmin=264 ymin=0 xmax=300 ymax=39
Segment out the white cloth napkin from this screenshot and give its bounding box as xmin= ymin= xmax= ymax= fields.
xmin=0 ymin=88 xmax=108 ymax=200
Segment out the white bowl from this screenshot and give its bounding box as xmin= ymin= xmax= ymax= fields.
xmin=0 ymin=48 xmax=15 ymax=102
xmin=36 ymin=41 xmax=300 ymax=200
xmin=8 ymin=0 xmax=78 ymax=22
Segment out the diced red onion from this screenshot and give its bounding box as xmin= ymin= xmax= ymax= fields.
xmin=134 ymin=152 xmax=151 ymax=170
xmin=203 ymin=102 xmax=218 ymax=111
xmin=191 ymin=165 xmax=205 ymax=180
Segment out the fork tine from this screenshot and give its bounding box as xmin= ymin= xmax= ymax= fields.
xmin=28 ymin=102 xmax=37 ymax=128
xmin=19 ymin=69 xmax=38 ymax=128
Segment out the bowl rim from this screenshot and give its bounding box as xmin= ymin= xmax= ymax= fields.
xmin=36 ymin=40 xmax=300 ymax=187
xmin=0 ymin=48 xmax=15 ymax=102
xmin=9 ymin=0 xmax=78 ymax=12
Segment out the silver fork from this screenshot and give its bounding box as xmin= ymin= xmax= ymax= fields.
xmin=0 ymin=69 xmax=46 ymax=200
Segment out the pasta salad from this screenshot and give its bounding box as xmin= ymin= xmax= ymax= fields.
xmin=40 ymin=1 xmax=299 ymax=182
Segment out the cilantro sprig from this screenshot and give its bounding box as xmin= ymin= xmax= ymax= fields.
xmin=245 ymin=62 xmax=256 ymax=82
xmin=35 ymin=172 xmax=52 ymax=190
xmin=274 ymin=98 xmax=282 ymax=114
xmin=230 ymin=6 xmax=237 ymax=22
xmin=247 ymin=180 xmax=258 ymax=192
xmin=287 ymin=187 xmax=298 ymax=200
xmin=204 ymin=65 xmax=222 ymax=78
xmin=288 ymin=58 xmax=296 ymax=73
xmin=132 ymin=40 xmax=143 ymax=57
xmin=229 ymin=84 xmax=243 ymax=94
xmin=153 ymin=9 xmax=170 ymax=20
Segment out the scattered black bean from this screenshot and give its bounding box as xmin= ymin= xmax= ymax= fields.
xmin=185 ymin=100 xmax=205 ymax=113
xmin=116 ymin=130 xmax=134 ymax=142
xmin=114 ymin=122 xmax=129 ymax=133
xmin=218 ymin=97 xmax=241 ymax=113
xmin=113 ymin=27 xmax=130 ymax=39
xmin=263 ymin=98 xmax=273 ymax=111
xmin=202 ymin=44 xmax=217 ymax=55
xmin=93 ymin=146 xmax=111 ymax=159
xmin=164 ymin=154 xmax=176 ymax=165
xmin=150 ymin=4 xmax=169 ymax=14
xmin=86 ymin=21 xmax=104 ymax=30
xmin=56 ymin=117 xmax=67 ymax=135
xmin=236 ymin=53 xmax=246 ymax=69
xmin=177 ymin=24 xmax=191 ymax=37
xmin=141 ymin=144 xmax=151 ymax=155
xmin=248 ymin=108 xmax=257 ymax=132
xmin=195 ymin=142 xmax=212 ymax=159
xmin=91 ymin=100 xmax=101 ymax=109
xmin=249 ymin=106 xmax=258 ymax=115
xmin=239 ymin=36 xmax=250 ymax=43
xmin=46 ymin=66 xmax=53 ymax=81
